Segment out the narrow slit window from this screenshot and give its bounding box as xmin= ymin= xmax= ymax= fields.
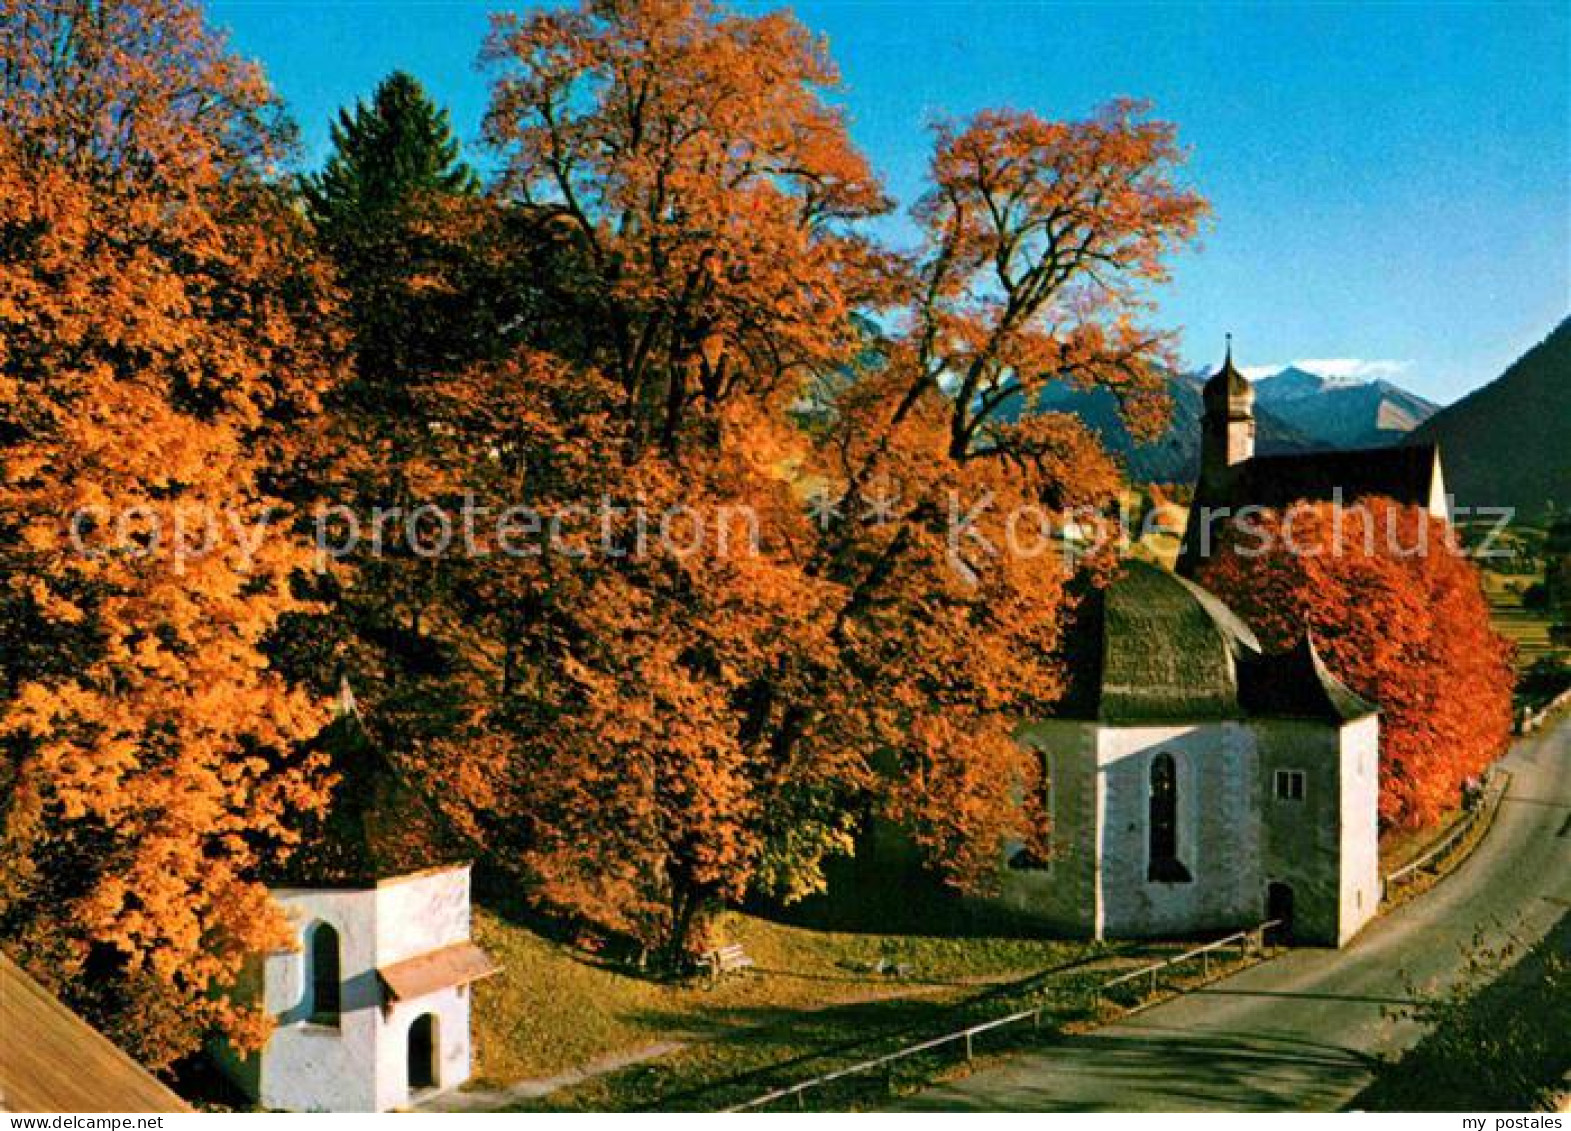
xmin=309 ymin=922 xmax=341 ymax=1024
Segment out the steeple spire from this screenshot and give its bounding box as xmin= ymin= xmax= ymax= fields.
xmin=1201 ymin=331 xmax=1255 ymax=477
xmin=1205 ymin=335 xmax=1251 ymax=405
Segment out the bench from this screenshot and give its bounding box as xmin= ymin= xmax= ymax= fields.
xmin=696 ymin=943 xmax=754 ymax=986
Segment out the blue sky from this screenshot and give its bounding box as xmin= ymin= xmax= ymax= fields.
xmin=210 ymin=0 xmax=1569 ymax=405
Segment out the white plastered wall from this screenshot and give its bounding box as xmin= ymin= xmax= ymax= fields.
xmin=219 ymin=865 xmax=477 ymax=1112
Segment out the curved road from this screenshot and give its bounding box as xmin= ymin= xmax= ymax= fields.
xmin=899 ymin=718 xmax=1571 ymax=1112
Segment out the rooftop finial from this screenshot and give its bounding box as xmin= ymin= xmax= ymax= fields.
xmin=1224 ymin=332 xmax=1233 ymax=366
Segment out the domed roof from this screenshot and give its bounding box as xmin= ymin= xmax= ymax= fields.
xmin=1056 ymin=561 xmax=1377 ymax=725
xmin=1062 ymin=560 xmax=1260 ymax=723
xmin=1203 ymin=338 xmax=1254 ymax=413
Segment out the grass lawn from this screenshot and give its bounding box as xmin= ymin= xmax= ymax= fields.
xmin=1377 ymin=804 xmax=1466 ymax=876
xmin=469 ymin=902 xmax=1117 ymax=1098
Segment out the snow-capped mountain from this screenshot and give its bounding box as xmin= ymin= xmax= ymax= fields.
xmin=1253 ymin=365 xmax=1439 ymax=450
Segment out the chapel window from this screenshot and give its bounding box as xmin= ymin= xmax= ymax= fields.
xmin=1274 ymin=769 xmax=1307 ymax=802
xmin=309 ymin=921 xmax=341 ymax=1025
xmin=1148 ymin=752 xmax=1191 ymax=883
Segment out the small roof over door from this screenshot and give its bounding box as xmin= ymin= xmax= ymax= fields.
xmin=378 ymin=942 xmax=498 ymax=1002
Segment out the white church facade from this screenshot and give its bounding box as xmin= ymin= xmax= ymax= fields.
xmin=217 ymin=865 xmax=494 ymax=1111
xmin=999 ymin=560 xmax=1381 ymax=946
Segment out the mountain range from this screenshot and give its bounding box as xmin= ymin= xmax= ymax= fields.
xmin=1409 ymin=317 xmax=1570 ymax=520
xmin=1253 ymin=366 xmax=1439 ymax=450
xmin=1020 ymin=363 xmax=1439 ymax=484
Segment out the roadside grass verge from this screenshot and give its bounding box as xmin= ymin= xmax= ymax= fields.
xmin=1355 ymin=912 xmax=1570 ymax=1112
xmin=1379 ymin=774 xmax=1508 ymax=911
xmin=1379 ymin=805 xmax=1467 ymax=876
xmin=517 ymin=948 xmax=1135 ymax=1112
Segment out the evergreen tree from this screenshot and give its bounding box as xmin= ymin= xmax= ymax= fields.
xmin=302 ymin=70 xmax=478 ymax=238
xmin=301 ymin=72 xmax=485 ymax=397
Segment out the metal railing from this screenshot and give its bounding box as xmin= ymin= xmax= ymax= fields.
xmin=1518 ymin=687 xmax=1571 ymax=735
xmin=1382 ymin=769 xmax=1508 ymax=899
xmin=724 ymin=919 xmax=1281 ymax=1112
xmin=724 ymin=1001 xmax=1052 ymax=1111
xmin=1093 ymin=920 xmax=1280 ymax=1007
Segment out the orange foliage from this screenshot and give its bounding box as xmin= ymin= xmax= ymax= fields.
xmin=811 ymin=102 xmax=1206 ymax=891
xmin=2 ymin=0 xmax=1212 ymax=988
xmin=381 ymin=4 xmax=1207 ymax=950
xmin=1196 ymin=500 xmax=1514 ymax=829
xmin=481 ymin=0 xmax=892 ymax=455
xmin=0 ymin=0 xmax=341 ymax=1067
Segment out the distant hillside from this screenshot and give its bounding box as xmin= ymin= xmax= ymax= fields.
xmin=1410 ymin=318 xmax=1571 ymax=519
xmin=1014 ymin=371 xmax=1321 ymax=484
xmin=1255 ymin=366 xmax=1439 ymax=449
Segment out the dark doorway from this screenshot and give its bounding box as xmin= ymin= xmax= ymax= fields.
xmin=309 ymin=923 xmax=340 ymax=1024
xmin=1267 ymin=882 xmax=1295 ymax=943
xmin=407 ymin=1014 xmax=439 ymax=1092
xmin=1148 ymin=752 xmax=1192 ymax=883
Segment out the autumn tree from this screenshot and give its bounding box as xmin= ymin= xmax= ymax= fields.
xmin=1197 ymin=499 xmax=1514 ymax=828
xmin=293 ymin=0 xmax=1205 ymax=960
xmin=375 ymin=3 xmax=1209 ymax=957
xmin=0 ymin=0 xmax=339 ymax=1067
xmin=481 ymin=0 xmax=890 ymax=456
xmin=809 ymin=101 xmax=1207 ymax=890
xmin=338 ymin=0 xmax=895 ymax=957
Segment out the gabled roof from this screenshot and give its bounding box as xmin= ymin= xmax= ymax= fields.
xmin=1178 ymin=443 xmax=1443 ymax=576
xmin=0 ymin=953 xmax=189 ymax=1113
xmin=1227 ymin=444 xmax=1441 ymax=512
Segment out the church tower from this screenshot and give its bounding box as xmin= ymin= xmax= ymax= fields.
xmin=1200 ymin=336 xmax=1255 ymax=483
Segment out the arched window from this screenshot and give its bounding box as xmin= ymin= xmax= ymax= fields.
xmin=309 ymin=922 xmax=341 ymax=1024
xmin=1148 ymin=753 xmax=1192 ymax=883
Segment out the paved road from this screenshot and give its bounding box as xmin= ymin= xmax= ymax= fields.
xmin=899 ymin=718 xmax=1571 ymax=1112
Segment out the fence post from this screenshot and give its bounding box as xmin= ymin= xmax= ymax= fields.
xmin=1202 ymin=950 xmax=1210 ymax=979
xmin=964 ymin=1032 xmax=973 ymax=1062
